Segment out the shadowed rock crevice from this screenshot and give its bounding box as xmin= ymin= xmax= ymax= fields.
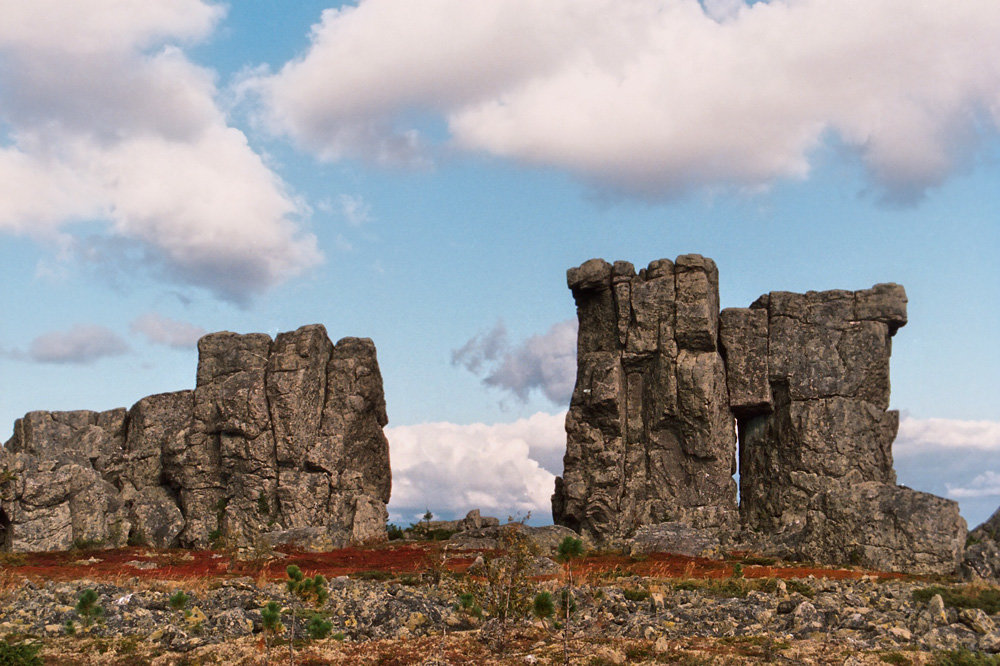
xmin=0 ymin=324 xmax=391 ymax=553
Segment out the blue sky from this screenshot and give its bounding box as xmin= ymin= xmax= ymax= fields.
xmin=0 ymin=0 xmax=998 ymax=527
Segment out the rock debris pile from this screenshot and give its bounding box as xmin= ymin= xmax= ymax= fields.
xmin=0 ymin=325 xmax=391 ymax=552
xmin=553 ymin=255 xmax=967 ymax=575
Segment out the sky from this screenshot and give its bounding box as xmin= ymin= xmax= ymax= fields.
xmin=0 ymin=0 xmax=998 ymax=529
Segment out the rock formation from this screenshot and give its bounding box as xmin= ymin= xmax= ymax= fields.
xmin=551 ymin=256 xmax=737 ymax=544
xmin=727 ymin=286 xmax=966 ymax=574
xmin=0 ymin=325 xmax=391 ymax=552
xmin=963 ymin=507 xmax=1000 ymax=581
xmin=555 ymin=255 xmax=967 ymax=574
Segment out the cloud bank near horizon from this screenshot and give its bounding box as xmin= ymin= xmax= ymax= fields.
xmin=386 ymin=411 xmax=1000 ymax=527
xmin=0 ymin=0 xmax=320 ymax=302
xmin=385 ymin=411 xmax=565 ymax=524
xmin=252 ymin=0 xmax=1000 ymax=202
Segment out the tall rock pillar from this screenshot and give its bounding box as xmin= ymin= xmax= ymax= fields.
xmin=552 ymin=255 xmax=737 ymax=544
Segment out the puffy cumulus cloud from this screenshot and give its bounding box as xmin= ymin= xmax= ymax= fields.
xmin=0 ymin=0 xmax=320 ymax=301
xmin=385 ymin=411 xmax=566 ymax=523
xmin=252 ymin=0 xmax=1000 ymax=200
xmin=0 ymin=0 xmax=222 ymax=54
xmin=28 ymin=324 xmax=129 ymax=364
xmin=452 ymin=320 xmax=577 ymax=405
xmin=130 ymin=312 xmax=206 ymax=349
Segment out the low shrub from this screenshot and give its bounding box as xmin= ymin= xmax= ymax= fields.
xmin=0 ymin=637 xmax=41 ymax=666
xmin=352 ymin=570 xmax=393 ymax=581
xmin=933 ymin=648 xmax=1000 ymax=666
xmin=622 ymin=587 xmax=650 ymax=602
xmin=913 ymin=585 xmax=1000 ymax=614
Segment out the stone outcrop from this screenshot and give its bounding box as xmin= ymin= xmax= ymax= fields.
xmin=730 ymin=286 xmax=965 ymax=574
xmin=626 ymin=522 xmax=723 ymax=559
xmin=963 ymin=506 xmax=1000 ymax=581
xmin=555 ymin=255 xmax=967 ymax=574
xmin=408 ymin=509 xmax=500 ymax=537
xmin=551 ymin=256 xmax=737 ymax=544
xmin=0 ymin=325 xmax=391 ymax=552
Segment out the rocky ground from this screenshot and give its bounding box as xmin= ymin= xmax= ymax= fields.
xmin=0 ymin=542 xmax=998 ymax=664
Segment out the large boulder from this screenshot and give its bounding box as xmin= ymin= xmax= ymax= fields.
xmin=797 ymin=483 xmax=966 ymax=575
xmin=0 ymin=410 xmax=129 ymax=551
xmin=449 ymin=522 xmax=589 ymax=556
xmin=626 ymin=521 xmax=724 ymax=559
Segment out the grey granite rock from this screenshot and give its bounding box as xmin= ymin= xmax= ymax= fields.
xmin=718 ymin=308 xmax=771 ymax=417
xmin=963 ymin=505 xmax=1000 ymax=581
xmin=0 ymin=409 xmax=128 ymax=551
xmin=796 ymin=482 xmax=966 ymax=575
xmin=555 ymin=256 xmax=965 ymax=574
xmin=553 ymin=256 xmax=737 ymax=545
xmin=626 ymin=521 xmax=723 ymax=559
xmin=0 ymin=324 xmax=392 ymax=553
xmin=732 ymin=284 xmax=965 ymax=574
xmin=448 ymin=522 xmax=589 ymax=555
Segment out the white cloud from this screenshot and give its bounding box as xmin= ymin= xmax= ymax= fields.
xmin=384 ymin=412 xmax=1000 ymax=527
xmin=386 ymin=411 xmax=566 ymax=523
xmin=251 ymin=0 xmax=1000 ymax=200
xmin=130 ymin=312 xmax=206 ymax=349
xmin=453 ymin=320 xmax=577 ymax=405
xmin=28 ymin=324 xmax=129 ymax=364
xmin=0 ymin=0 xmax=321 ymax=301
xmin=947 ymin=471 xmax=1000 ymax=500
xmin=894 ymin=416 xmax=1000 ymax=454
xmin=0 ymin=0 xmax=222 ymax=54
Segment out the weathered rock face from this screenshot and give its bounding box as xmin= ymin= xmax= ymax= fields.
xmin=963 ymin=506 xmax=1000 ymax=581
xmin=556 ymin=256 xmax=966 ymax=574
xmin=0 ymin=410 xmax=130 ymax=552
xmin=728 ymin=285 xmax=965 ymax=574
xmin=552 ymin=255 xmax=737 ymax=544
xmin=0 ymin=324 xmax=391 ymax=552
xmin=795 ymin=482 xmax=966 ymax=575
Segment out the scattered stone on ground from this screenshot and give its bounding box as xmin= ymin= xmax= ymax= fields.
xmin=1 ymin=553 xmax=998 ymax=663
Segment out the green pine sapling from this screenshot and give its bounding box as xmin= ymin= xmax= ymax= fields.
xmin=75 ymin=588 xmax=104 ymax=630
xmin=285 ymin=565 xmax=330 ymax=664
xmin=556 ymin=536 xmax=584 ymax=666
xmin=260 ymin=600 xmax=284 ymax=666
